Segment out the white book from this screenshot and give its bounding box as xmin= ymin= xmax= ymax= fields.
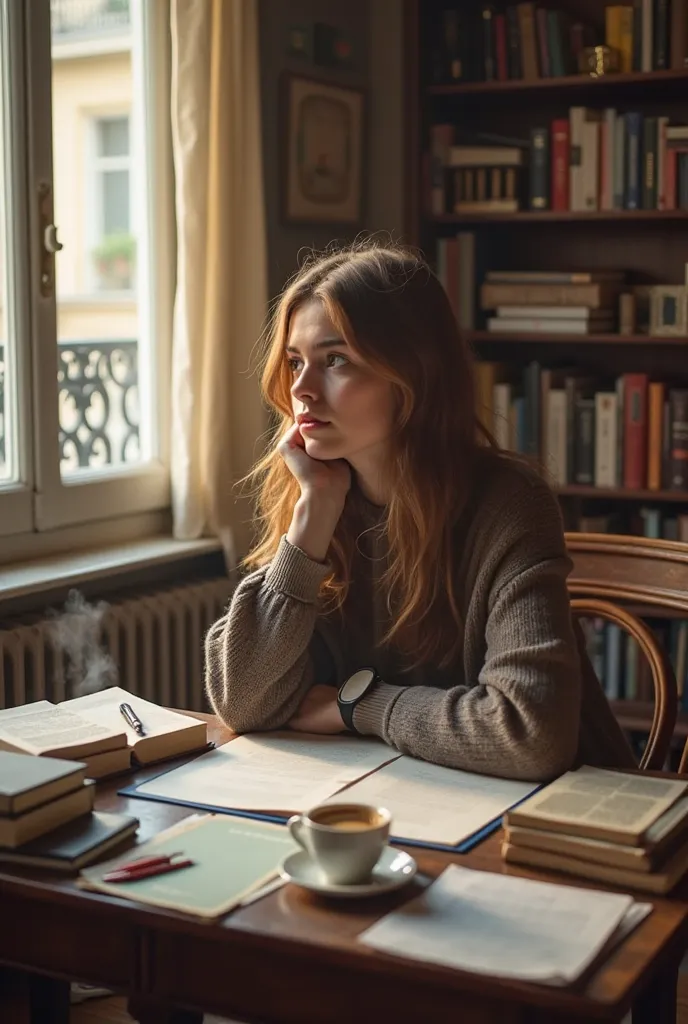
xmin=360 ymin=864 xmax=651 ymax=987
xmin=487 ymin=317 xmax=612 ymax=334
xmin=495 ymin=306 xmax=603 ymax=320
xmin=594 ymin=392 xmax=619 ymax=488
xmin=492 ymin=382 xmax=512 ymax=449
xmin=546 ymin=390 xmax=568 ymax=486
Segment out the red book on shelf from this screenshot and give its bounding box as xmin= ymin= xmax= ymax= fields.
xmin=623 ymin=374 xmax=649 ymax=490
xmin=551 ymin=119 xmax=570 ymax=211
xmin=494 ymin=14 xmax=508 ymax=81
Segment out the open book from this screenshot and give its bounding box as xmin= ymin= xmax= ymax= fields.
xmin=504 ymin=765 xmax=688 ymax=846
xmin=0 ymin=687 xmax=208 ymax=777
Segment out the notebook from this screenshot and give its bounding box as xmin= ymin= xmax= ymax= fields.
xmin=78 ymin=813 xmax=297 ymax=918
xmin=0 ymin=811 xmax=139 ymax=872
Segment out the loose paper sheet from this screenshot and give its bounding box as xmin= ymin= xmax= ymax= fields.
xmin=132 ymin=732 xmax=399 ymax=813
xmin=329 ymin=756 xmax=538 ymax=845
xmin=360 ymin=864 xmax=652 ymax=986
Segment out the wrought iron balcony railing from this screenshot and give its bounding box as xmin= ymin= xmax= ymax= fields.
xmin=0 ymin=339 xmax=139 ymax=474
xmin=51 ymin=0 xmax=130 ymax=39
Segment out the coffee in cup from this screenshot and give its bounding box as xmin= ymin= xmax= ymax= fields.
xmin=287 ymin=802 xmax=391 ymax=885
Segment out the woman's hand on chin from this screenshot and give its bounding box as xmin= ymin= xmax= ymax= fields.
xmin=288 ymin=684 xmax=346 ymax=734
xmin=279 ymin=423 xmax=351 ymax=505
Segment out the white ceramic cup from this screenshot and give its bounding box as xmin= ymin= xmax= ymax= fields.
xmin=286 ymin=802 xmax=391 ymax=885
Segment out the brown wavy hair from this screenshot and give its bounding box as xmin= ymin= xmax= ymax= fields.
xmin=245 ymin=239 xmax=500 ymax=669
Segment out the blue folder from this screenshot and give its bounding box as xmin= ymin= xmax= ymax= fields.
xmin=118 ymin=770 xmax=539 ymax=854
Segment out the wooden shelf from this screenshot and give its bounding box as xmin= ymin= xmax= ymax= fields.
xmin=558 ymin=486 xmax=688 ymax=502
xmin=468 ymin=331 xmax=688 ymax=346
xmin=427 ymin=67 xmax=688 ymax=97
xmin=625 ymin=604 xmax=688 ymax=620
xmin=611 ymin=701 xmax=688 ymax=738
xmin=435 ymin=210 xmax=688 ymax=224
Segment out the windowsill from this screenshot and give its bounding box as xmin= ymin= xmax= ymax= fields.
xmin=0 ymin=535 xmax=223 ymax=603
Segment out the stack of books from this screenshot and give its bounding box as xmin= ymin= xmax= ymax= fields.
xmin=482 ymin=270 xmax=623 ymax=335
xmin=0 ymin=750 xmax=138 ymax=871
xmin=0 ymin=686 xmax=209 ymax=779
xmin=502 ymin=765 xmax=688 ymax=895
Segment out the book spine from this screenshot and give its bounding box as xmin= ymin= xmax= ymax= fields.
xmin=669 ymin=389 xmax=688 ymax=490
xmin=623 ymin=374 xmax=649 ymax=489
xmin=574 ymin=397 xmax=595 ymax=485
xmin=642 ymin=116 xmax=658 ymax=210
xmin=547 ymin=10 xmax=565 ymax=77
xmin=505 ymin=6 xmax=522 ymax=79
xmin=569 ymin=107 xmax=586 ymax=211
xmin=653 ymin=0 xmax=669 ymax=68
xmin=551 ymin=119 xmax=570 ymax=210
xmin=535 ymin=6 xmax=550 ymax=76
xmin=671 ymin=0 xmax=688 ymax=68
xmin=657 ymin=116 xmax=668 ymax=210
xmin=529 ymin=128 xmax=549 ymax=209
xmin=641 ymin=0 xmax=654 ymax=70
xmin=595 ymin=392 xmax=619 ymax=487
xmin=613 ymin=114 xmax=626 ymax=209
xmin=665 ymin=148 xmax=678 ymax=210
xmin=632 ymin=0 xmax=643 ymax=70
xmin=648 ymin=382 xmax=665 ymax=491
xmin=582 ymin=117 xmax=600 ymax=211
xmin=517 ymin=2 xmax=540 ymax=79
xmin=493 ymin=383 xmax=512 ymax=448
xmin=618 ymin=5 xmax=634 ymax=71
xmin=625 ymin=112 xmax=642 ymax=210
xmin=547 ymin=390 xmax=568 ymax=486
xmin=494 ymin=13 xmax=509 ymax=80
xmin=663 ymin=398 xmax=672 ymax=487
xmin=482 ymin=6 xmax=496 ymax=80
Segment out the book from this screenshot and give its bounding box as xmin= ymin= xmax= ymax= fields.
xmin=503 ymin=765 xmax=688 ymax=847
xmin=360 ymin=863 xmax=651 ymax=987
xmin=487 ymin=317 xmax=613 ymax=334
xmin=502 ymin=839 xmax=688 ymax=895
xmin=0 ymin=688 xmax=208 ymax=769
xmin=0 ymin=781 xmax=95 ymax=848
xmin=505 ymin=794 xmax=688 ymax=873
xmin=0 ymin=751 xmax=86 ymax=815
xmin=79 ymin=813 xmax=298 ymax=919
xmin=0 ymin=810 xmax=139 ymax=872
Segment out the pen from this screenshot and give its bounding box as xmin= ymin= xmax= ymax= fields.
xmin=103 ymin=858 xmax=195 ymax=884
xmin=119 ymin=701 xmax=145 ymax=736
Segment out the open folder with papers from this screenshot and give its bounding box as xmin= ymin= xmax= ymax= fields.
xmin=119 ymin=732 xmax=540 ymax=852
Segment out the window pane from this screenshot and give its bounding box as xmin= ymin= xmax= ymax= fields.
xmin=0 ymin=19 xmax=17 ymax=485
xmin=98 ymin=116 xmax=129 ymax=157
xmin=51 ymin=0 xmax=148 ymax=478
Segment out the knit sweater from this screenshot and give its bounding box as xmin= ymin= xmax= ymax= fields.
xmin=205 ymin=456 xmax=635 ymax=782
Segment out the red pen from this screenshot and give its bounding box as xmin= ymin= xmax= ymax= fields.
xmin=114 ymin=851 xmax=184 ymax=873
xmin=103 ymin=857 xmax=195 ymax=884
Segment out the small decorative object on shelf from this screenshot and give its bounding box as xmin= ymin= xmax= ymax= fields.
xmin=579 ymin=45 xmax=620 ymax=77
xmin=648 ymin=286 xmax=688 ymax=336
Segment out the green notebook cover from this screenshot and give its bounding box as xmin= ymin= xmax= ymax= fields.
xmin=79 ymin=814 xmax=296 ymax=918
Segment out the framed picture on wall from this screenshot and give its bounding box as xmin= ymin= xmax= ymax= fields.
xmin=282 ymin=74 xmax=365 ymax=225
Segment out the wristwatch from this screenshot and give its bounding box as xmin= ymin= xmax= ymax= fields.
xmin=337 ymin=667 xmax=381 ymax=734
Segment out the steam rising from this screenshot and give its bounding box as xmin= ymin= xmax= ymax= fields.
xmin=49 ymin=589 xmax=117 ymax=697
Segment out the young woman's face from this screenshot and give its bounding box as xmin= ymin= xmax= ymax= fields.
xmin=286 ymin=299 xmax=395 ymax=473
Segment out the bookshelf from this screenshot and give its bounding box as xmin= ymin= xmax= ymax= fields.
xmin=404 ymin=0 xmax=688 ymax=766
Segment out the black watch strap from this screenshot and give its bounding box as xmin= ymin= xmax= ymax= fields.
xmin=337 ymin=667 xmax=380 ymax=734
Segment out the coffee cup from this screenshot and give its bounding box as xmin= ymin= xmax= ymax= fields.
xmin=286 ymin=802 xmax=391 ymax=885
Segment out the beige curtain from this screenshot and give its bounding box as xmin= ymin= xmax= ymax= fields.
xmin=170 ymin=0 xmax=268 ymax=564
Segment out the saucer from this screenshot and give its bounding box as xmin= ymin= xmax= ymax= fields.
xmin=279 ymin=846 xmax=417 ymax=898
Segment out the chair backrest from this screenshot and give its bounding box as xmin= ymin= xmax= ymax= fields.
xmin=565 ymin=532 xmax=688 ymax=771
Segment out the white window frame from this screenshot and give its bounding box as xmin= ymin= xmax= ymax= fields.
xmin=86 ymin=111 xmax=134 ymax=295
xmin=1 ymin=0 xmax=173 ymax=540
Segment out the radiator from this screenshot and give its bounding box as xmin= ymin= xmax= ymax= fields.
xmin=0 ymin=577 xmax=232 ymax=712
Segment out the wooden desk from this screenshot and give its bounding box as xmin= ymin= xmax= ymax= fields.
xmin=0 ymin=713 xmax=686 ymax=1024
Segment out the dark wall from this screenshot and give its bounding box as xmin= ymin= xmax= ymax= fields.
xmin=258 ymin=0 xmax=404 ymax=300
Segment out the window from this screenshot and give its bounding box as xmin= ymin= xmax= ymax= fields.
xmin=0 ymin=0 xmax=172 ymax=541
xmin=90 ymin=115 xmax=133 ymax=292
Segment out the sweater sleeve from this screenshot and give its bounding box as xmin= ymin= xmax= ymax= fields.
xmin=204 ymin=536 xmax=339 ymax=733
xmin=352 ymin=479 xmax=582 ymax=782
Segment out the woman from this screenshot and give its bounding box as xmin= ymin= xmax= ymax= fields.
xmin=205 ymin=241 xmax=634 ymax=782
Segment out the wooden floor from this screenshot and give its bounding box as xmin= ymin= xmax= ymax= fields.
xmin=69 ymin=974 xmax=688 ymax=1023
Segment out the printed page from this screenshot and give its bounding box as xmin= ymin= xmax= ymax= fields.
xmin=132 ymin=732 xmax=400 ymax=813
xmin=513 ymin=766 xmax=687 ymax=835
xmin=330 ymin=756 xmax=538 ymax=844
xmin=360 ymin=864 xmax=650 ymax=986
xmin=62 ymin=687 xmax=201 ymax=740
xmin=0 ymin=700 xmax=126 ymax=755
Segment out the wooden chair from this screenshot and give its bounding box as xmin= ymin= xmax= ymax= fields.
xmin=565 ymin=532 xmax=688 ymax=772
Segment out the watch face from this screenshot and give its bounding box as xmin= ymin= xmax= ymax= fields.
xmin=341 ymin=668 xmax=376 ymax=703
